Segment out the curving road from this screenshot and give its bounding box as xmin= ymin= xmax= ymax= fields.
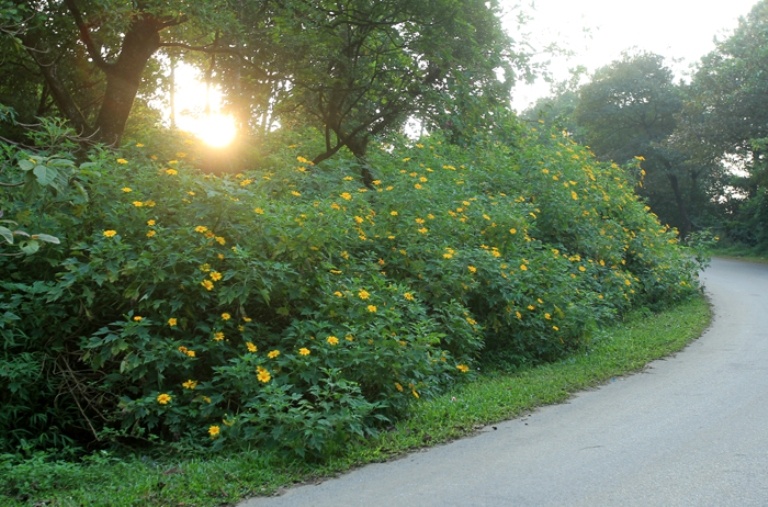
xmin=240 ymin=258 xmax=768 ymax=507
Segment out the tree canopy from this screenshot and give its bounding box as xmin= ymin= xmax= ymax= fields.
xmin=0 ymin=0 xmax=526 ymax=155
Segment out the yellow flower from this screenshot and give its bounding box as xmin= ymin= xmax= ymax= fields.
xmin=135 ymin=143 xmax=144 ymax=147
xmin=144 ymin=200 xmax=156 ymax=207
xmin=326 ymin=336 xmax=339 ymax=346
xmin=354 ymin=216 xmax=364 ymax=224
xmin=246 ymin=342 xmax=257 ymax=353
xmin=395 ymin=382 xmax=404 ymax=392
xmin=167 ymin=318 xmax=177 ymax=327
xmin=221 ymin=312 xmax=231 ymax=321
xmin=209 ymin=271 xmax=223 ymax=281
xmin=414 ymin=183 xmax=422 ymax=190
xmin=553 ymin=326 xmax=560 ymax=331
xmin=254 ymin=207 xmax=265 ymax=214
xmin=182 ymin=379 xmax=197 ymax=390
xmin=290 ymin=190 xmax=301 ymax=197
xmin=465 ymin=317 xmax=477 ymax=326
xmin=215 ymin=236 xmax=226 ymax=245
xmin=122 ymin=187 xmax=132 ymax=193
xmin=116 ymin=158 xmax=128 ymax=164
xmin=240 ymin=178 xmax=253 ymax=186
xmin=256 ymin=366 xmax=271 ymax=383
xmin=390 ymin=210 xmax=398 ymax=216
xmin=367 ymin=305 xmax=377 ymax=313
xmin=468 ymin=265 xmax=477 ymax=274
xmin=146 ymin=230 xmax=156 ymax=238
xmin=527 ymin=305 xmax=535 ymax=311
xmin=509 ymin=228 xmax=517 ymax=235
xmin=457 ymin=364 xmax=470 ymax=373
xmin=404 ymin=292 xmax=415 ymax=301
xmin=199 ymin=263 xmax=211 ymax=272
xmin=358 ymin=289 xmax=370 ymax=300
xmin=297 ymin=156 xmax=314 ymax=165
xmin=418 ymin=227 xmax=428 ymax=234
xmin=208 ymin=425 xmax=220 ymax=438
xmin=186 ymin=350 xmax=196 ymax=357
xmin=412 ymin=389 xmax=420 ymax=399
xmin=147 ymin=219 xmax=156 ymax=226
xmin=298 ymin=347 xmax=310 ymax=356
xmin=515 ymin=311 xmax=522 ymax=319
xmin=267 ymin=349 xmax=280 ymax=359
xmin=165 ymin=168 xmax=178 ymax=176
xmin=201 ymin=280 xmax=214 ymax=291
xmin=213 ymin=332 xmax=225 ymax=341
xmin=132 ymin=201 xmax=144 ymax=207
xmin=156 ymin=393 xmax=171 ymax=405
xmin=194 ymin=225 xmax=208 ymax=233
xmin=340 ymin=192 xmax=352 ymax=201
xmin=333 ymin=291 xmax=344 ymax=298
xmin=571 ymin=191 xmax=579 ymax=200
xmin=545 ymin=313 xmax=552 ymax=320
xmin=103 ymin=230 xmax=117 ymax=238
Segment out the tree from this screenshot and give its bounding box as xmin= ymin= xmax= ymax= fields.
xmin=573 ymin=52 xmax=697 ymax=236
xmin=250 ymin=0 xmax=525 ymax=172
xmin=2 ymin=0 xmax=235 ymax=146
xmin=681 ymin=0 xmax=768 ymax=247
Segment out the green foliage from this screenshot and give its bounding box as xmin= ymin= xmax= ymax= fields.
xmin=0 ymin=122 xmax=701 ymax=461
xmin=0 ymin=295 xmax=711 ymax=507
xmin=683 ymin=1 xmax=768 ymax=248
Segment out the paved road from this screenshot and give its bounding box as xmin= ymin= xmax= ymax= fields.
xmin=240 ymin=258 xmax=768 ymax=506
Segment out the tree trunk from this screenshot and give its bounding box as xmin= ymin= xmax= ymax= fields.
xmin=94 ymin=15 xmax=162 ymax=146
xmin=667 ymin=173 xmax=692 ymax=239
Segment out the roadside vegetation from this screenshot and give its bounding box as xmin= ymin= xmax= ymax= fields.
xmin=2 ymin=295 xmax=710 ymax=506
xmin=3 ymin=0 xmax=767 ymax=506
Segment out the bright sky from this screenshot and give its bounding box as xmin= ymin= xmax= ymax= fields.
xmin=508 ymin=0 xmax=761 ymax=110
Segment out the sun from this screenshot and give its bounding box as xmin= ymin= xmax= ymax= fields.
xmin=177 ymin=112 xmax=237 ymax=148
xmin=170 ymin=64 xmax=238 ymax=148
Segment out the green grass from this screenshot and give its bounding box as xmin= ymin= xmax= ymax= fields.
xmin=1 ymin=295 xmax=711 ymax=507
xmin=710 ymin=243 xmax=768 ymax=264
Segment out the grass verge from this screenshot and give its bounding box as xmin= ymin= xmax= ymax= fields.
xmin=2 ymin=295 xmax=711 ymax=507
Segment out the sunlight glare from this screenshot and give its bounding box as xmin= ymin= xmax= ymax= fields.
xmin=171 ymin=64 xmax=238 ymax=147
xmin=177 ymin=112 xmax=237 ymax=148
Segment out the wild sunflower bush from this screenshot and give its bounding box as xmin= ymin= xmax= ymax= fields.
xmin=0 ymin=124 xmax=700 ymax=459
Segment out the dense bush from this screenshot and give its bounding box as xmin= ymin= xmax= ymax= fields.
xmin=0 ymin=124 xmax=701 ymax=459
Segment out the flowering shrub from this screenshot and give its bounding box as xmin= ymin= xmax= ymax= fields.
xmin=0 ymin=125 xmax=700 ymax=458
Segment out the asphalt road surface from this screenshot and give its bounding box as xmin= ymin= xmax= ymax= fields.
xmin=240 ymin=258 xmax=768 ymax=507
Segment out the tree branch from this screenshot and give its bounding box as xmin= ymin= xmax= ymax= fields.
xmin=63 ymin=0 xmax=110 ymax=71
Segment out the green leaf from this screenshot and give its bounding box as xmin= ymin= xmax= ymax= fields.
xmin=19 ymin=239 xmax=40 ymax=255
xmin=17 ymin=159 xmax=34 ymax=171
xmin=0 ymin=225 xmax=13 ymax=244
xmin=33 ymin=164 xmax=57 ymax=186
xmin=31 ymin=233 xmax=60 ymax=244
